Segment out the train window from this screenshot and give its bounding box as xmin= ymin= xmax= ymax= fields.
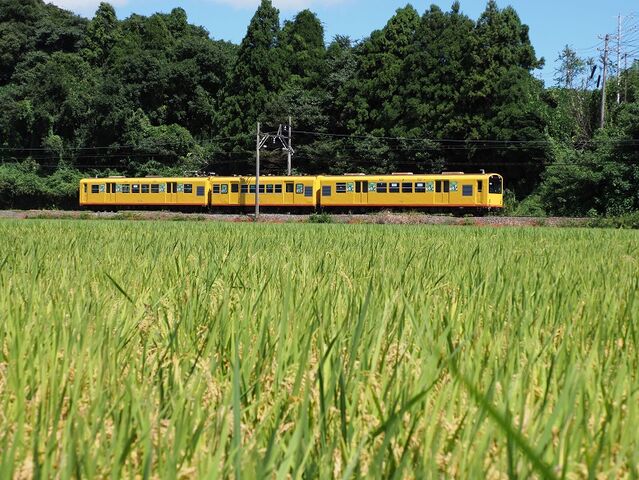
xmin=122 ymin=184 xmax=130 ymax=193
xmin=489 ymin=176 xmax=502 ymax=194
xmin=402 ymin=182 xmax=412 ymax=193
xmin=362 ymin=181 xmax=368 ymax=192
xmin=259 ymin=184 xmax=265 ymax=193
xmin=231 ymin=183 xmax=239 ymax=193
xmin=184 ymin=184 xmax=193 ymax=194
xmin=132 ymin=184 xmax=140 ymax=194
xmin=213 ymin=184 xmax=220 ymax=194
xmin=240 ymin=184 xmax=248 ymax=193
xmin=377 ymin=182 xmax=387 ymax=193
xmin=415 ymin=182 xmax=426 ymax=193
xmin=296 ymin=183 xmax=304 ymax=194
xmin=304 ymin=186 xmax=313 ymax=197
xmin=197 ymin=186 xmax=205 ymax=196
xmin=167 ymin=183 xmax=172 ymax=194
xmin=275 ymin=184 xmax=282 ymax=193
xmin=443 ymin=180 xmax=450 ymax=193
xmin=249 ymin=185 xmax=256 ymax=194
xmin=106 ymin=183 xmax=110 ymax=194
xmin=336 ymin=182 xmax=347 ymax=193
xmin=91 ymin=184 xmax=99 ymax=194
xmin=355 ymin=182 xmax=361 ymax=193
xmin=478 ymin=180 xmax=483 ymax=193
xmin=389 ymin=183 xmax=400 ymax=193
xmin=83 ymin=184 xmax=87 ymax=193
xmin=151 ymin=184 xmax=160 ymax=194
xmin=322 ymin=186 xmax=331 ymax=196
xmin=141 ymin=184 xmax=149 ymax=194
xmin=221 ymin=184 xmax=228 ymax=194
xmin=266 ymin=184 xmax=274 ymax=194
xmin=462 ymin=185 xmax=473 ymax=196
xmin=435 ymin=181 xmax=442 ymax=193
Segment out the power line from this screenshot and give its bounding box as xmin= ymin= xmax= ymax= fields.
xmin=0 ymin=134 xmax=251 ymax=152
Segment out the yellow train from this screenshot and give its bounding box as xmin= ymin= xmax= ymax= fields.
xmin=80 ymin=172 xmax=503 ymax=213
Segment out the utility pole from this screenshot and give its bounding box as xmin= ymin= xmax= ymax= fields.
xmin=287 ymin=116 xmax=292 ymax=176
xmin=255 ymin=122 xmax=260 ymax=219
xmin=617 ymin=14 xmax=622 ymax=104
xmin=600 ymin=34 xmax=609 ymax=129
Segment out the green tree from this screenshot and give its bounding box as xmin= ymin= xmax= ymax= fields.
xmin=217 ymin=0 xmax=285 ymax=146
xmin=554 ymin=45 xmax=585 ymax=88
xmin=464 ymin=1 xmax=548 ymax=194
xmin=82 ymin=2 xmax=119 ymax=66
xmin=280 ymin=9 xmax=325 ymax=86
xmin=350 ymin=5 xmax=420 ymax=135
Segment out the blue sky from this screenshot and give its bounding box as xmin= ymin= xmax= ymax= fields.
xmin=50 ymin=0 xmax=638 ymax=85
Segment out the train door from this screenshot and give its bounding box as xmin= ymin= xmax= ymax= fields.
xmin=166 ymin=181 xmax=178 ymax=205
xmin=284 ymin=181 xmax=295 ymax=206
xmin=80 ymin=182 xmax=88 ymax=204
xmin=353 ymin=180 xmax=368 ymax=206
xmin=105 ymin=182 xmax=117 ymax=204
xmin=435 ymin=180 xmax=450 ymax=206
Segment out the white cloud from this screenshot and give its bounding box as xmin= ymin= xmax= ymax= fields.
xmin=209 ymin=0 xmax=346 ymax=11
xmin=47 ymin=0 xmax=130 ymax=16
xmin=47 ymin=0 xmax=347 ymax=17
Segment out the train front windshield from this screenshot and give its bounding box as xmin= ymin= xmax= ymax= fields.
xmin=488 ymin=175 xmax=502 ymax=194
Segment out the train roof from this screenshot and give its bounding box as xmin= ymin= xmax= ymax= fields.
xmin=80 ymin=177 xmax=210 ymax=182
xmin=317 ymin=173 xmax=501 ymax=180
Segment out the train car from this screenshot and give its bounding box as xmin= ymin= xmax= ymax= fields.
xmin=317 ymin=172 xmax=503 ymax=212
xmin=79 ymin=172 xmax=503 ymax=214
xmin=79 ymin=177 xmax=210 ymax=209
xmin=208 ymin=176 xmax=318 ymax=210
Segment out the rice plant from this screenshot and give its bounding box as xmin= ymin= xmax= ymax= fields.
xmin=0 ymin=219 xmax=637 ymax=478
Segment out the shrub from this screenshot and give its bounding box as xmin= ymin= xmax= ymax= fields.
xmin=308 ymin=212 xmax=333 ymax=224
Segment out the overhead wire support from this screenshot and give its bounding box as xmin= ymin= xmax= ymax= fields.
xmin=254 ymin=119 xmax=295 ymax=219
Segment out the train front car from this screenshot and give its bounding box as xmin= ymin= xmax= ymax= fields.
xmin=208 ymin=176 xmax=318 ymax=211
xmin=317 ymin=172 xmax=503 ymax=214
xmin=486 ymin=174 xmax=504 ymax=209
xmin=79 ymin=177 xmax=210 ymax=210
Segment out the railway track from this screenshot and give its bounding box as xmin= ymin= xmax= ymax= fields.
xmin=0 ymin=210 xmax=588 ymax=227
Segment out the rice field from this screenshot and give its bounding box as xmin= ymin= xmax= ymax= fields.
xmin=0 ymin=219 xmax=637 ymax=478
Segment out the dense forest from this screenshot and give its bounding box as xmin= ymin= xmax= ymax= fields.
xmin=0 ymin=0 xmax=638 ymax=215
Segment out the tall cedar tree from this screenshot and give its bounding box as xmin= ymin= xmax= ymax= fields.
xmin=466 ymin=1 xmax=548 ymax=193
xmin=217 ymin=0 xmax=284 ymax=151
xmin=399 ymin=3 xmax=475 ymax=171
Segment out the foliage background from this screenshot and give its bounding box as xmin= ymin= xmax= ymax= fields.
xmin=1 ymin=0 xmax=638 ymax=215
